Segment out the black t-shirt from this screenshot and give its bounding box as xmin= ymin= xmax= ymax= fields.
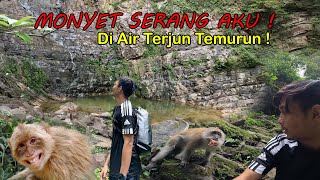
xmin=109 ymin=100 xmax=141 ymax=178
xmin=249 ymin=133 xmax=320 ymax=180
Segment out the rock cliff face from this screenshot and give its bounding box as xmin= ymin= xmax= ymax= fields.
xmin=0 ymin=0 xmax=314 ymax=115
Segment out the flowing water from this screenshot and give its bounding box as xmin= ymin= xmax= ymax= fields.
xmin=42 ymin=95 xmax=223 ymax=124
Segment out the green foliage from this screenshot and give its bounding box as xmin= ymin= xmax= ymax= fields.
xmin=143 ymin=43 xmax=164 ymax=58
xmin=178 ymin=58 xmax=206 ymax=69
xmin=260 ymin=48 xmax=301 ymax=89
xmin=294 ymin=48 xmax=320 ymax=80
xmin=0 ymin=15 xmax=35 ymax=43
xmin=21 ymin=60 xmax=48 ymax=92
xmin=214 ymin=45 xmax=262 ymax=72
xmin=162 ymin=63 xmax=176 ymax=80
xmin=94 ymin=167 xmax=102 ymax=180
xmin=111 ymin=0 xmax=128 ymax=10
xmin=93 ymin=146 xmax=109 ymax=154
xmin=244 ymin=117 xmax=264 ymax=127
xmin=234 ymin=145 xmax=261 ymax=165
xmin=211 ymin=155 xmax=244 ymax=179
xmin=85 ymin=57 xmax=130 ymax=82
xmin=0 ymin=58 xmax=48 ymax=93
xmin=0 ymin=118 xmax=24 ymax=180
xmin=152 ymin=0 xmax=285 ymax=16
xmin=214 ymin=58 xmax=237 ymax=72
xmin=196 ymin=120 xmax=255 ymax=142
xmin=239 ymin=112 xmax=280 ymax=137
xmin=232 ymin=45 xmax=263 ymax=69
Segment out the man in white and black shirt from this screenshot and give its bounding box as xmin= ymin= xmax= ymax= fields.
xmin=100 ymin=77 xmax=141 ymax=180
xmin=235 ymin=80 xmax=320 ymax=180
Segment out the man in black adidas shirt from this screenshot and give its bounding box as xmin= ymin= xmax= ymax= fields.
xmin=235 ymin=80 xmax=320 ymax=180
xmin=100 ymin=77 xmax=141 ymax=180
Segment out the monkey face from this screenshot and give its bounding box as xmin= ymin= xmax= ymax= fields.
xmin=8 ymin=124 xmax=55 ymax=171
xmin=208 ymin=128 xmax=226 ymax=148
xmin=16 ymin=137 xmax=45 ymax=170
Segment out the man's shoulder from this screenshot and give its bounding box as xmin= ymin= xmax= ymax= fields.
xmin=120 ymin=99 xmax=134 ymax=117
xmin=264 ymin=133 xmax=298 ymax=155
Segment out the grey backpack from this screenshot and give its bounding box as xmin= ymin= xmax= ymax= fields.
xmin=135 ymin=107 xmax=152 ymax=153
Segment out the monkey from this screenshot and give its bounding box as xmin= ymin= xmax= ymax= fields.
xmin=146 ymin=127 xmax=225 ymax=169
xmin=7 ymin=123 xmax=95 ymax=180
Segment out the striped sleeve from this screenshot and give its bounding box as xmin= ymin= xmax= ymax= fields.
xmin=248 ymin=134 xmax=298 ymax=175
xmin=120 ymin=100 xmax=135 ymax=135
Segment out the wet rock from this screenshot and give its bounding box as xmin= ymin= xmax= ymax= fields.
xmin=151 ymin=119 xmax=189 ymax=150
xmin=92 ymin=134 xmax=112 ymax=148
xmin=0 ymin=105 xmax=11 ymax=115
xmin=26 ymin=115 xmax=35 ymax=121
xmin=231 ymin=120 xmax=245 ymax=127
xmin=93 ymin=153 xmax=107 ymax=168
xmin=54 ymin=109 xmax=66 ymax=115
xmin=74 ymin=115 xmax=111 ymax=138
xmin=59 ymin=102 xmax=78 ymax=112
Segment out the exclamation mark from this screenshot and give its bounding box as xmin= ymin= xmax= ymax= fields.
xmin=268 ymin=13 xmax=276 ymax=29
xmin=266 ymin=32 xmax=270 ymax=44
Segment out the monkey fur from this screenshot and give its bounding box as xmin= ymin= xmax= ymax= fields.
xmin=146 ymin=127 xmax=225 ymax=169
xmin=7 ymin=123 xmax=95 ymax=180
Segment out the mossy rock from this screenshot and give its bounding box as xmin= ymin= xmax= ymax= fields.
xmin=154 ymin=161 xmax=213 ymax=180
xmin=211 ymin=155 xmax=245 ymax=180
xmin=193 ymin=120 xmax=257 ymax=144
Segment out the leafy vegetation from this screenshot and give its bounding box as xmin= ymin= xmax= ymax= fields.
xmin=0 ymin=15 xmax=53 ymax=44
xmin=0 ymin=15 xmax=35 ymax=43
xmin=260 ymin=49 xmax=301 ymax=88
xmin=152 ymin=0 xmax=285 ymax=15
xmin=84 ymin=56 xmax=130 ymax=82
xmin=142 ymin=43 xmax=165 ymax=58
xmin=213 ymin=45 xmax=262 ymax=72
xmin=0 ymin=57 xmax=49 ymax=93
xmin=0 ymin=118 xmax=24 ymax=180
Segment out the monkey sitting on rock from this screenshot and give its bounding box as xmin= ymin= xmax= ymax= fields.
xmin=146 ymin=127 xmax=225 ymax=169
xmin=7 ymin=123 xmax=95 ymax=180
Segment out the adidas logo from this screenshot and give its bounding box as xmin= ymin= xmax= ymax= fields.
xmin=124 ymin=119 xmax=131 ymax=125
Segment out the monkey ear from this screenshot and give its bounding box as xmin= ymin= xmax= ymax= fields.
xmin=40 ymin=122 xmax=50 ymax=132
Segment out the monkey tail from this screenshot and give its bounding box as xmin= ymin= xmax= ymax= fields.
xmin=176 ymin=118 xmax=189 ymax=132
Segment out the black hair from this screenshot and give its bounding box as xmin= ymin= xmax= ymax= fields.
xmin=118 ymin=76 xmax=135 ymax=98
xmin=273 ymin=80 xmax=320 ymax=113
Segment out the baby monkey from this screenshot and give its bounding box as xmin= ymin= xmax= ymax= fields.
xmin=7 ymin=123 xmax=95 ymax=180
xmin=146 ymin=127 xmax=225 ymax=169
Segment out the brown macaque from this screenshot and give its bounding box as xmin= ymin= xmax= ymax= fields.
xmin=7 ymin=123 xmax=95 ymax=180
xmin=146 ymin=127 xmax=225 ymax=169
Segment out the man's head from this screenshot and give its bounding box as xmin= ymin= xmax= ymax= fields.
xmin=112 ymin=77 xmax=135 ymax=99
xmin=273 ymin=80 xmax=320 ymax=140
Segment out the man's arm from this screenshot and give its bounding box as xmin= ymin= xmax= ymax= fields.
xmin=120 ymin=134 xmax=134 ymax=176
xmin=105 ymin=153 xmax=111 ymax=166
xmin=100 ymin=153 xmax=111 ymax=180
xmin=235 ymin=134 xmax=289 ymax=180
xmin=234 ymin=168 xmax=263 ymax=180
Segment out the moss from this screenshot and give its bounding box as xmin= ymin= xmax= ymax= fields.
xmin=0 ymin=57 xmax=48 ymax=94
xmin=211 ymin=155 xmax=244 ymax=180
xmin=234 ymin=145 xmax=261 ymax=165
xmin=93 ymin=146 xmax=109 ymax=154
xmin=142 ymin=43 xmax=164 ymax=58
xmin=177 ymin=58 xmax=207 ymax=69
xmin=83 ymin=57 xmax=131 ymax=86
xmin=157 ymin=161 xmax=203 ymax=180
xmin=195 ymin=120 xmax=255 ymax=142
